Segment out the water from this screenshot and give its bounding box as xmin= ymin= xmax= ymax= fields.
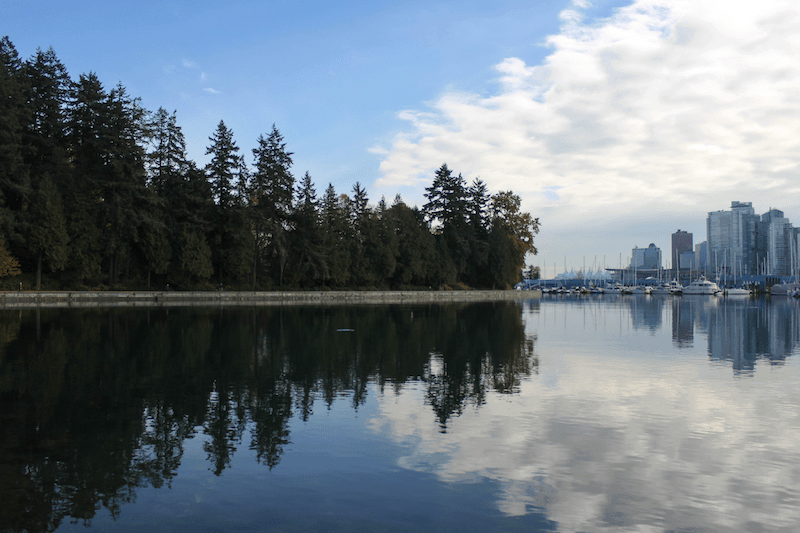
xmin=2 ymin=296 xmax=800 ymax=532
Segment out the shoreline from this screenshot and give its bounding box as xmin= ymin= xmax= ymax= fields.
xmin=0 ymin=289 xmax=541 ymax=309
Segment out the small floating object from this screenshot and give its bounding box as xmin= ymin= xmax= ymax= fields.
xmin=337 ymin=328 xmax=354 ymax=332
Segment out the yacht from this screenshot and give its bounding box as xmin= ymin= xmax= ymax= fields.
xmin=682 ymin=277 xmax=721 ymax=295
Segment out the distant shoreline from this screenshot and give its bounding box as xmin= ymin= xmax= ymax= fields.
xmin=0 ymin=289 xmax=541 ymax=308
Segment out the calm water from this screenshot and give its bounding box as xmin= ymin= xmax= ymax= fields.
xmin=2 ymin=296 xmax=800 ymax=532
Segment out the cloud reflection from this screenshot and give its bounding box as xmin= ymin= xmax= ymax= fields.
xmin=371 ymin=297 xmax=800 ymax=531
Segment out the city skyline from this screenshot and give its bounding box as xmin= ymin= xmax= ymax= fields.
xmin=6 ymin=0 xmax=800 ymax=279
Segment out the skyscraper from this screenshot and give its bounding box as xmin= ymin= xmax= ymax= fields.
xmin=707 ymin=201 xmax=758 ymax=275
xmin=671 ymin=230 xmax=692 ymax=269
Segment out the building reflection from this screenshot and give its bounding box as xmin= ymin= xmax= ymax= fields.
xmin=707 ymin=297 xmax=800 ymax=372
xmin=626 ymin=296 xmax=665 ymax=332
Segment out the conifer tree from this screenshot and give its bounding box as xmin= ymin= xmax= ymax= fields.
xmin=0 ymin=36 xmax=30 ymax=248
xmin=289 ymin=172 xmax=324 ymax=285
xmin=249 ymin=125 xmax=294 ymax=288
xmin=206 ymin=120 xmax=246 ymax=208
xmin=320 ymin=184 xmax=351 ymax=286
xmin=65 ymin=72 xmax=107 ymax=281
xmin=205 ymin=120 xmax=251 ymax=285
xmin=28 ymin=175 xmax=69 ymax=288
xmin=147 ymin=108 xmax=187 ymax=193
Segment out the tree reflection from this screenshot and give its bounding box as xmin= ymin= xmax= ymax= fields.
xmin=0 ymin=302 xmax=538 ymax=530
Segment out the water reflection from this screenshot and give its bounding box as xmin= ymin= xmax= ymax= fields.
xmin=0 ymin=302 xmax=535 ymax=531
xmin=1 ymin=297 xmax=800 ymax=531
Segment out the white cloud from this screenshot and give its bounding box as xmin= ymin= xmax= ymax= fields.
xmin=374 ymin=0 xmax=800 ymax=271
xmin=203 ymin=87 xmax=221 ymax=94
xmin=182 ymin=58 xmax=199 ymax=69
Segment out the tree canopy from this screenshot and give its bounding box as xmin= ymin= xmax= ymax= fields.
xmin=0 ymin=36 xmax=539 ymax=290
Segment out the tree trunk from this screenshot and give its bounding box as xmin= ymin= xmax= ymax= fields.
xmin=36 ymin=253 xmax=42 ymax=291
xmin=252 ymin=240 xmax=258 ymax=290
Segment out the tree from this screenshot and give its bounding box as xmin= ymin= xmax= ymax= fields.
xmin=205 ymin=120 xmax=246 ymax=209
xmin=249 ymin=125 xmax=294 ymax=288
xmin=205 ymin=121 xmax=251 ymax=285
xmin=100 ymin=81 xmax=151 ymax=286
xmin=179 ymin=228 xmax=213 ymax=288
xmin=348 ymin=182 xmax=370 ymax=285
xmin=27 ymin=175 xmax=69 ymax=288
xmin=389 ymin=200 xmax=437 ymax=287
xmin=319 ymin=184 xmax=351 ymax=286
xmin=423 ymin=164 xmax=470 ymax=282
xmin=22 ymin=47 xmax=72 ymax=287
xmin=146 ymin=108 xmax=187 ymax=193
xmin=288 ymin=172 xmax=324 ymax=286
xmin=65 ymin=72 xmax=107 ymax=282
xmin=0 ymin=234 xmax=21 ymax=278
xmin=489 ymin=191 xmax=540 ymax=287
xmin=0 ymin=37 xmax=29 ymax=249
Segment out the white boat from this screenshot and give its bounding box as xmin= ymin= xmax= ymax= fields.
xmin=650 ymin=283 xmax=672 ymax=295
xmin=682 ymin=277 xmax=721 ymax=295
xmin=724 ymin=287 xmax=751 ymax=296
xmin=604 ymin=284 xmax=623 ymax=294
xmin=770 ymin=282 xmax=800 ymax=296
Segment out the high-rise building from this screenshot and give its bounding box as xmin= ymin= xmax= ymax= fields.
xmin=695 ymin=241 xmax=708 ymax=272
xmin=707 ymin=201 xmax=758 ymax=275
xmin=631 ymin=244 xmax=661 ymax=269
xmin=762 ymin=209 xmax=793 ymax=276
xmin=671 ymin=230 xmax=692 ymax=269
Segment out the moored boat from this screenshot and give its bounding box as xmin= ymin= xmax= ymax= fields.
xmin=682 ymin=277 xmax=721 ymax=295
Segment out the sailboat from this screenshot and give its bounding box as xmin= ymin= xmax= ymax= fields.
xmin=724 ymin=254 xmax=751 ymax=296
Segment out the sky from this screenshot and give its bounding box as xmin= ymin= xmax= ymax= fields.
xmin=5 ymin=0 xmax=800 ymax=279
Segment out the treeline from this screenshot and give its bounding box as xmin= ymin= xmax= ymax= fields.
xmin=0 ymin=36 xmax=539 ymax=290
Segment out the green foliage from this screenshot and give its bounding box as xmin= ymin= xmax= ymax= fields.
xmin=0 ymin=234 xmax=21 ymax=277
xmin=0 ymin=36 xmax=541 ymax=290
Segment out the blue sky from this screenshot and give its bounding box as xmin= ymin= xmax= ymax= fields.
xmin=6 ymin=0 xmax=800 ymax=278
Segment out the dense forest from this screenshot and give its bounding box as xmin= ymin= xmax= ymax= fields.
xmin=0 ymin=36 xmax=539 ymax=291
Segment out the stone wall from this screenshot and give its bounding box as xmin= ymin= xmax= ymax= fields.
xmin=0 ymin=290 xmax=541 ymax=308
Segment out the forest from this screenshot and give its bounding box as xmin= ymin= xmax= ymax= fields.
xmin=0 ymin=36 xmax=539 ymax=291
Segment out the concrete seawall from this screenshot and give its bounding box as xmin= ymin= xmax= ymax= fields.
xmin=0 ymin=290 xmax=541 ymax=308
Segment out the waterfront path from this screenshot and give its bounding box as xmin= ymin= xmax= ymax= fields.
xmin=0 ymin=289 xmax=541 ymax=308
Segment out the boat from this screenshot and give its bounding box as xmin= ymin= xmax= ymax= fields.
xmin=770 ymin=282 xmax=800 ymax=296
xmin=650 ymin=283 xmax=672 ymax=295
xmin=682 ymin=277 xmax=721 ymax=295
xmin=723 ymin=286 xmax=752 ymax=296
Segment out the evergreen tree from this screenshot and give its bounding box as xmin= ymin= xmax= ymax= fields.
xmin=27 ymin=175 xmax=69 ymax=288
xmin=65 ymin=72 xmax=107 ymax=281
xmin=146 ymin=108 xmax=187 ymax=193
xmin=0 ymin=36 xmax=30 ymax=247
xmin=320 ymin=184 xmax=351 ymax=286
xmin=205 ymin=120 xmax=251 ymax=285
xmin=22 ymin=47 xmax=71 ymax=286
xmin=348 ymin=182 xmax=370 ymax=285
xmin=249 ymin=125 xmax=294 ymax=288
xmin=205 ymin=120 xmax=246 ymax=209
xmin=101 ymin=82 xmax=151 ymax=285
xmin=465 ymin=178 xmax=491 ymax=286
xmin=288 ymin=172 xmax=324 ymax=286
xmin=362 ymin=197 xmax=397 ymax=286
xmin=423 ymin=164 xmax=470 ymax=282
xmin=389 ymin=200 xmax=437 ymax=287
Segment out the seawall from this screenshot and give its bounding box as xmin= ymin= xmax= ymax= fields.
xmin=0 ymin=289 xmax=541 ymax=308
